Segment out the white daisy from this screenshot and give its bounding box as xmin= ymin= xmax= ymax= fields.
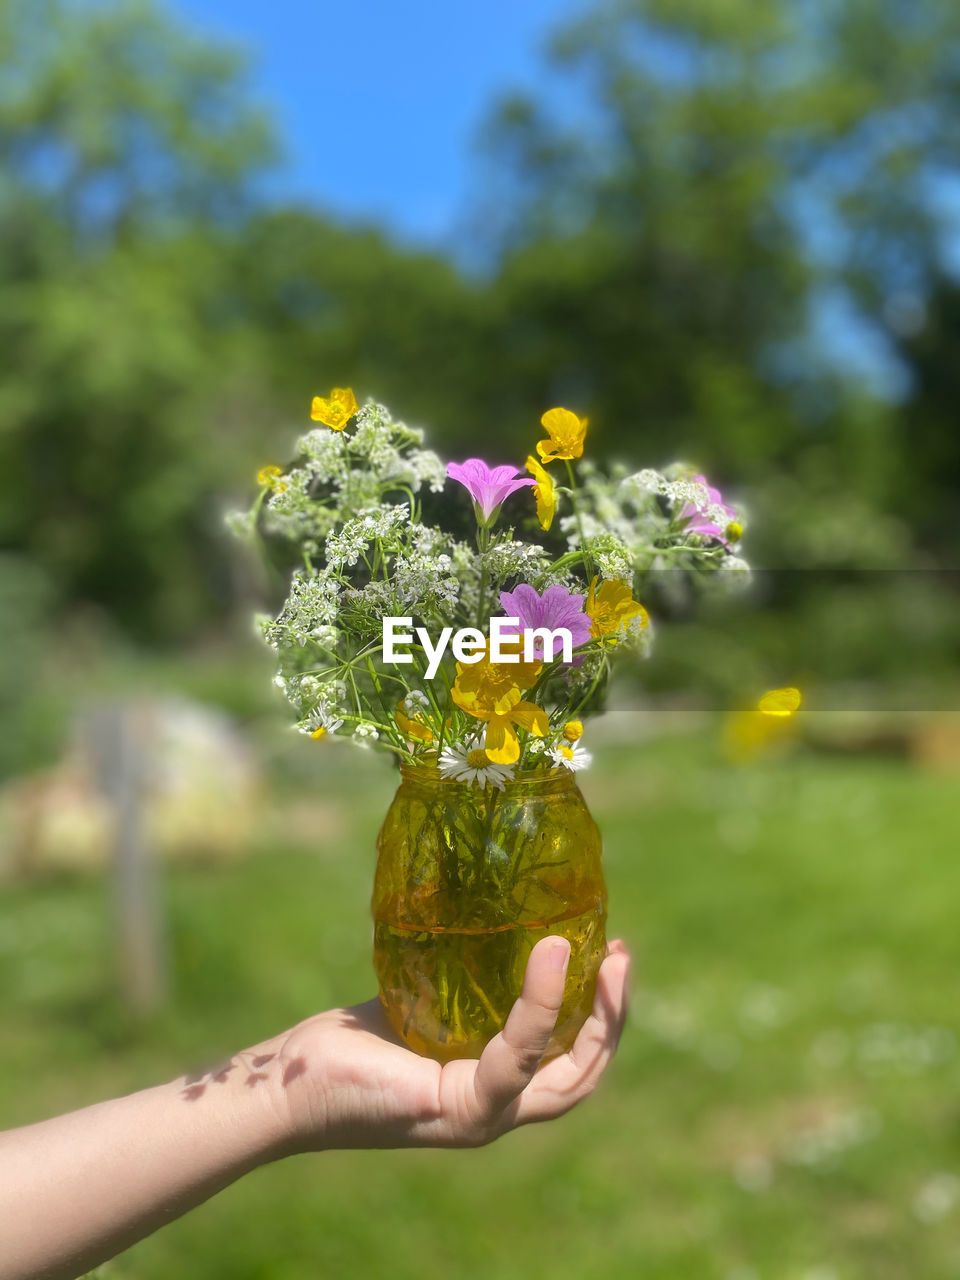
xmin=438 ymin=737 xmax=515 ymax=790
xmin=300 ymin=708 xmax=344 ymax=740
xmin=550 ymin=741 xmax=593 ymax=772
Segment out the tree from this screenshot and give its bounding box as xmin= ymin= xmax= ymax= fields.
xmin=466 ymin=0 xmax=960 ymax=552
xmin=0 ymin=0 xmax=274 ymax=637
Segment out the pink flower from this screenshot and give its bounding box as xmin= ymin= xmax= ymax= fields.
xmin=680 ymin=475 xmax=739 ymax=546
xmin=447 ymin=459 xmax=535 ymax=524
xmin=498 ymin=583 xmax=593 ymax=662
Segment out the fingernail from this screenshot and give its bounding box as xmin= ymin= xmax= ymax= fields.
xmin=549 ymin=940 xmax=570 ymax=972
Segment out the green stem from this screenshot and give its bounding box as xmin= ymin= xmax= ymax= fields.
xmin=565 ymin=458 xmax=595 ymax=582
xmin=474 ymin=524 xmax=491 ymax=630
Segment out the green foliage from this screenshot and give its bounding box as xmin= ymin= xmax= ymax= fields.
xmin=0 ymin=554 xmax=60 ymax=775
xmin=0 ymin=0 xmax=274 ymax=638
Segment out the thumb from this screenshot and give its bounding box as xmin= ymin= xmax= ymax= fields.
xmin=472 ymin=935 xmax=570 ymax=1121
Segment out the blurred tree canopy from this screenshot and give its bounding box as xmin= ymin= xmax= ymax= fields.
xmin=1 ymin=0 xmax=958 ymax=648
xmin=468 ymin=0 xmax=960 ymax=550
xmin=0 ymin=0 xmax=274 ymax=635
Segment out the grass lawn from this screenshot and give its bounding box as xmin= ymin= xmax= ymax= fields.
xmin=2 ymin=731 xmax=959 ymax=1280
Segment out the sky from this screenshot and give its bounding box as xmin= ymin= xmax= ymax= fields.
xmin=161 ymin=0 xmax=905 ymax=395
xmin=166 ymin=0 xmax=583 ymax=251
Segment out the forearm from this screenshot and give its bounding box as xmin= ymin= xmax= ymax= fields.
xmin=0 ymin=1044 xmax=292 ymax=1280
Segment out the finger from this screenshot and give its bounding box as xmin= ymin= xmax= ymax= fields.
xmin=511 ymin=942 xmax=631 ymax=1125
xmin=519 ymin=945 xmax=630 ymax=1120
xmin=568 ymin=942 xmax=631 ymax=1073
xmin=471 ymin=935 xmax=570 ymax=1123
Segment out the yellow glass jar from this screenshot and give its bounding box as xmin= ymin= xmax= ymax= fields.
xmin=371 ymin=761 xmax=607 ymax=1064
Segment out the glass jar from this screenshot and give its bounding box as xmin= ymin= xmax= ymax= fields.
xmin=371 ymin=761 xmax=608 ymax=1064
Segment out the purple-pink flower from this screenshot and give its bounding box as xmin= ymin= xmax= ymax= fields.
xmin=680 ymin=475 xmax=738 ymax=547
xmin=447 ymin=459 xmax=534 ymax=523
xmin=498 ymin=584 xmax=593 ymax=662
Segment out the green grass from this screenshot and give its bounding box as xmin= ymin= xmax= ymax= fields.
xmin=2 ymin=733 xmax=959 ymax=1280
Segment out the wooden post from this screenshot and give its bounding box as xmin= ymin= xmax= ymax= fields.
xmin=89 ymin=701 xmax=167 ymax=1016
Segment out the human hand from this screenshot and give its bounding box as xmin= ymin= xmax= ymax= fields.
xmin=0 ymin=938 xmax=629 ymax=1280
xmin=264 ymin=936 xmax=631 ymax=1152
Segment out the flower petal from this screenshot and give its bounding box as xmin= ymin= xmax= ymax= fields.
xmin=511 ymin=701 xmax=549 ymax=738
xmin=484 ymin=716 xmax=520 ymax=764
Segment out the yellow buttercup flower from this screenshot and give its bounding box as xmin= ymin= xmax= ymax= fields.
xmin=757 ymin=687 xmax=802 ymax=717
xmin=525 ymin=454 xmax=556 ymax=530
xmin=536 ymin=407 xmax=588 ymax=463
xmin=257 ymin=464 xmax=288 ymax=492
xmin=394 ymin=700 xmax=434 ymax=744
xmin=451 ymin=644 xmax=548 ymax=764
xmin=585 ymin=577 xmax=649 ymax=643
xmin=310 ymin=386 xmax=358 ymax=431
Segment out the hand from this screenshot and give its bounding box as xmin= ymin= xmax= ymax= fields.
xmin=0 ymin=938 xmax=629 ymax=1279
xmin=268 ymin=935 xmax=631 ymax=1151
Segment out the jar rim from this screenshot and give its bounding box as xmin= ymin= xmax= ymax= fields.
xmin=398 ymin=757 xmax=578 ymax=793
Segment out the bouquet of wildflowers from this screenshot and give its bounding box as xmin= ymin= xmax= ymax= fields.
xmin=232 ymin=388 xmax=748 ymax=785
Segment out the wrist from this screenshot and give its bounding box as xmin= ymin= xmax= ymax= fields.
xmin=241 ymin=1075 xmax=299 ymax=1167
xmin=172 ymin=1042 xmax=305 ymax=1169
xmin=241 ymin=1036 xmax=327 ymax=1159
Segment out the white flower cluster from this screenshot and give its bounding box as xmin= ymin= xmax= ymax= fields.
xmin=282 ymin=673 xmax=346 ymax=719
xmin=325 ymin=506 xmax=410 ymax=570
xmin=260 ymin=571 xmax=341 ymax=650
xmin=480 ymin=539 xmax=550 ymax=581
xmin=261 ymin=401 xmax=447 ymax=554
xmin=620 ymin=467 xmax=735 ymax=535
xmin=233 ymin=394 xmax=749 ymax=766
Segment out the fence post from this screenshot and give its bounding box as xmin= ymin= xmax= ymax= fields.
xmin=89 ymin=701 xmax=167 ymax=1016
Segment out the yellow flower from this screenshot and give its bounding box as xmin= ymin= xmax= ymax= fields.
xmin=311 ymin=726 xmax=329 ymax=740
xmin=525 ymin=454 xmax=557 ymax=530
xmin=536 ymin=407 xmax=588 ymax=463
xmin=310 ymin=386 xmax=358 ymax=431
xmin=257 ymin=464 xmax=288 ymax=493
xmin=585 ymin=577 xmax=649 ymax=643
xmin=757 ymin=687 xmax=802 ymax=718
xmin=451 ymin=644 xmax=548 ymax=764
xmin=563 ymin=720 xmax=583 ymax=742
xmin=394 ymin=700 xmax=434 ymax=744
